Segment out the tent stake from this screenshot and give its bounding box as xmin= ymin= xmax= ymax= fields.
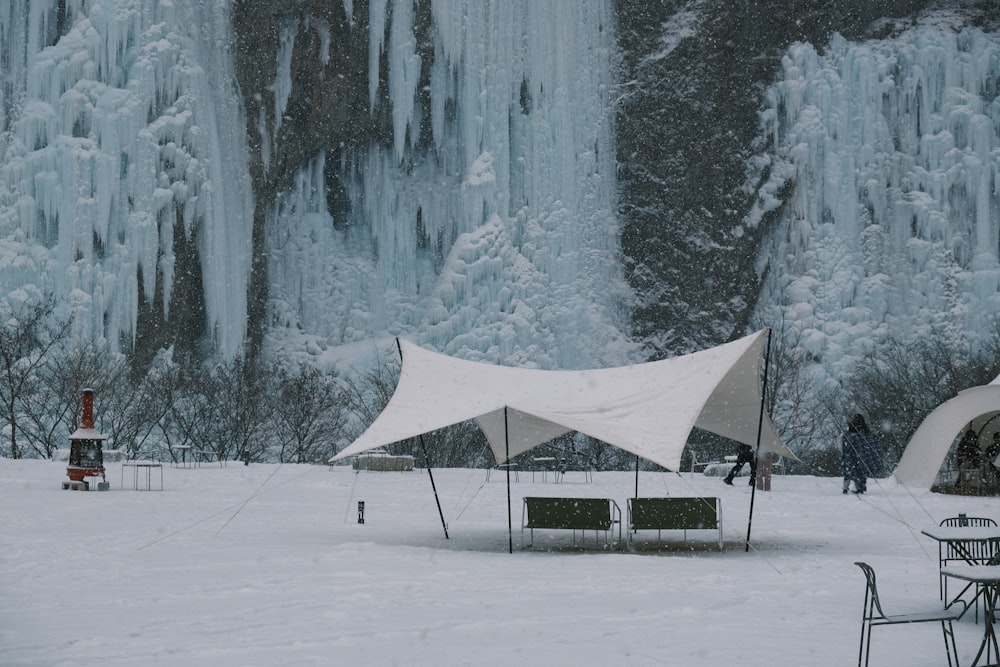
xmin=505 ymin=407 xmax=513 ymax=554
xmin=418 ymin=433 xmax=449 ymax=540
xmin=745 ymin=328 xmax=772 ymax=552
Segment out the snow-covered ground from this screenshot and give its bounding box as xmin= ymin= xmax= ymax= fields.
xmin=2 ymin=459 xmax=999 ymax=666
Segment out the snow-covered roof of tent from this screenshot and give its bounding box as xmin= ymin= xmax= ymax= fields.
xmin=894 ymin=384 xmax=1000 ymax=489
xmin=330 ymin=329 xmax=796 ymax=471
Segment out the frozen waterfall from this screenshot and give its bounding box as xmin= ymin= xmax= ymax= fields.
xmin=751 ymin=21 xmax=1000 ymax=378
xmin=4 ymin=1 xmax=997 ymax=379
xmin=264 ymin=0 xmax=634 ymax=369
xmin=1 ymin=0 xmax=633 ymax=370
xmin=0 ymin=0 xmax=252 ymax=357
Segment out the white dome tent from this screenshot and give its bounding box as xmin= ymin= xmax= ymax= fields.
xmin=894 ymin=375 xmax=1000 ymax=490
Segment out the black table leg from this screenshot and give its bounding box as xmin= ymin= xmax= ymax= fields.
xmin=972 ymin=584 xmax=1000 ymax=667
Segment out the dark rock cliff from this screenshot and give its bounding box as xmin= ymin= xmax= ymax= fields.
xmin=615 ymin=0 xmax=932 ymax=357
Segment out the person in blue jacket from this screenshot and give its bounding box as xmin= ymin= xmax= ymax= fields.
xmin=842 ymin=413 xmax=883 ymax=494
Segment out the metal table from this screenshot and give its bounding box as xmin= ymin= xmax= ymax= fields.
xmin=923 ymin=525 xmax=1000 ymax=614
xmin=121 ymin=461 xmax=163 ymax=491
xmin=941 ymin=565 xmax=1000 ymax=667
xmin=922 ymin=526 xmax=1000 ymax=564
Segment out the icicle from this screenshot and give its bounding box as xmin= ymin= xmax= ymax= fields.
xmin=388 ymin=0 xmax=419 ymax=162
xmin=756 ymin=15 xmax=1000 ymax=380
xmin=262 ymin=0 xmax=634 ymax=368
xmin=367 ymin=0 xmax=387 ymax=112
xmin=273 ymin=20 xmax=298 ymax=139
xmin=0 ymin=0 xmax=253 ymax=359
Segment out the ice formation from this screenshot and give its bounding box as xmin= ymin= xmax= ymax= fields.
xmin=1 ymin=0 xmax=633 ymax=370
xmin=2 ymin=1 xmax=998 ymax=378
xmin=264 ymin=0 xmax=634 ymax=369
xmin=0 ymin=0 xmax=252 ymax=357
xmin=750 ymin=20 xmax=1000 ymax=378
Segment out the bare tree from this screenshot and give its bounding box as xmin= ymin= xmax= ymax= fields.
xmin=203 ymin=356 xmax=274 ymax=463
xmin=158 ymin=362 xmax=215 ymax=460
xmin=342 ymin=353 xmax=400 ymax=449
xmin=19 ymin=340 xmax=121 ymax=458
xmin=0 ymin=294 xmax=72 ymax=459
xmin=98 ymin=350 xmax=176 ymax=460
xmin=763 ymin=321 xmax=824 ymax=451
xmin=416 ymin=421 xmax=490 ymax=469
xmin=751 ymin=316 xmax=840 ymax=474
xmin=272 ymin=365 xmax=349 ymax=463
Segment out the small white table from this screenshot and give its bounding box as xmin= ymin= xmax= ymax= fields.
xmin=532 ymin=457 xmax=556 ymax=482
xmin=941 ymin=565 xmax=1000 ymax=667
xmin=485 ymin=463 xmax=519 ymax=482
xmin=121 ymin=462 xmax=163 ymax=491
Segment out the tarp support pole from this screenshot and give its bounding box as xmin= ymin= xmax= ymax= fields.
xmin=745 ymin=328 xmax=772 ymax=552
xmin=418 ymin=433 xmax=449 ymax=540
xmin=634 ymin=455 xmax=640 ymax=534
xmin=396 ymin=339 xmax=448 ymax=541
xmin=505 ymin=407 xmax=513 ymax=554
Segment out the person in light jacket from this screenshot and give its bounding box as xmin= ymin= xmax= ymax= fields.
xmin=842 ymin=413 xmax=883 ymax=495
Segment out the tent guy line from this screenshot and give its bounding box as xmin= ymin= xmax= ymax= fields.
xmin=214 ymin=462 xmax=286 ymax=537
xmin=137 ymin=465 xmax=316 ymax=550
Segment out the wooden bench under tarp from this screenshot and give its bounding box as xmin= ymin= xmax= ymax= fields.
xmin=521 ymin=497 xmax=621 ymax=549
xmin=351 ymin=450 xmax=415 ymax=472
xmin=627 ymin=497 xmax=723 ymax=550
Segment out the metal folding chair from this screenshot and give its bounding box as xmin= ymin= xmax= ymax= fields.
xmin=939 ymin=515 xmax=999 ymax=620
xmin=855 ymin=562 xmax=963 ymax=667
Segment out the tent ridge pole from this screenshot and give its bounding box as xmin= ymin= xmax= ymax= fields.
xmin=634 ymin=454 xmax=639 ymax=498
xmin=505 ymin=407 xmax=513 ymax=554
xmin=398 ymin=339 xmax=448 ymax=539
xmin=745 ymin=328 xmax=772 ymax=552
xmin=418 ymin=433 xmax=449 ymax=540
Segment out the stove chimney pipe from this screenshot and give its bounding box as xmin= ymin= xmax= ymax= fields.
xmin=81 ymin=388 xmax=94 ymax=430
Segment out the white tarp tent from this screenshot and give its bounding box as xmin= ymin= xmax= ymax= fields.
xmin=894 ymin=379 xmax=1000 ymax=489
xmin=331 ymin=329 xmax=796 ymax=471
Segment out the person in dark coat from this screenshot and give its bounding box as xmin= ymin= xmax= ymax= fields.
xmin=956 ymin=429 xmax=981 ymax=470
xmin=984 ymin=432 xmax=1000 ymax=487
xmin=842 ymin=414 xmax=883 ymax=495
xmin=723 ymin=443 xmax=756 ymax=486
xmin=986 ymin=432 xmax=1000 ymax=465
xmin=955 ymin=429 xmax=982 ymax=491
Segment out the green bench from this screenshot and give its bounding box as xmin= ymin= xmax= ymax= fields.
xmin=521 ymin=497 xmax=621 ymax=549
xmin=627 ymin=497 xmax=723 ymax=550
